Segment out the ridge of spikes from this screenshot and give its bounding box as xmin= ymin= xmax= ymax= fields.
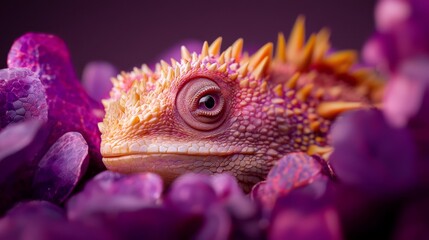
xmin=106 ymin=15 xmax=384 ymax=112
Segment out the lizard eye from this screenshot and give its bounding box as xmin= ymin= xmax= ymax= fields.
xmin=176 ymin=78 xmax=228 ymax=131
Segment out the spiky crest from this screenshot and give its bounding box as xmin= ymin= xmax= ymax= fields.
xmin=105 ymin=16 xmax=383 ymax=129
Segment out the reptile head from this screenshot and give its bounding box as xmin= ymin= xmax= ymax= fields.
xmin=99 ymin=17 xmax=383 ymax=188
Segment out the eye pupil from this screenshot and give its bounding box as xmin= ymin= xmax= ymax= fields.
xmin=199 ymin=95 xmax=216 ymax=109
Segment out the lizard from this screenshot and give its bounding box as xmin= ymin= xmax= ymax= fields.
xmin=98 ymin=16 xmax=384 ymax=191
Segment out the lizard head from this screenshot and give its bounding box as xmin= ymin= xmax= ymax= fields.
xmin=99 ymin=16 xmax=384 ymax=188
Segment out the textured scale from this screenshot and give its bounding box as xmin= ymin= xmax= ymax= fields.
xmin=100 ymin=17 xmax=384 ymax=190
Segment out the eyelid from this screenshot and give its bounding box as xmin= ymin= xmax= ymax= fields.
xmin=176 ymin=77 xmax=230 ymax=131
xmin=189 ymin=85 xmax=221 ymax=110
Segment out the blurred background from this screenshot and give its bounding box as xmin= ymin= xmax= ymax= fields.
xmin=0 ymin=0 xmax=376 ymax=76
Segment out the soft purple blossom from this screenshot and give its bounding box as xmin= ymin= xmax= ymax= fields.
xmin=0 ymin=120 xmax=49 ymax=213
xmin=81 ymin=61 xmax=117 ymax=102
xmin=7 ymin=33 xmax=104 ymax=169
xmin=330 ymin=109 xmax=418 ymax=196
xmin=32 ymin=132 xmax=89 ymax=204
xmin=251 ymin=152 xmax=327 ymax=209
xmin=67 ymin=171 xmax=163 ymax=220
xmin=0 ymin=68 xmax=48 ymax=130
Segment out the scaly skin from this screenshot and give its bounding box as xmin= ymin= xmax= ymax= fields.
xmin=99 ymin=17 xmax=383 ymax=190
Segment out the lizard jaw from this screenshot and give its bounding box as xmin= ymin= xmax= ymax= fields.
xmin=103 ymin=153 xmax=239 ymax=183
xmin=101 ymin=141 xmax=257 ymax=182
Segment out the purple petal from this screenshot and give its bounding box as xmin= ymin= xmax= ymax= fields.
xmin=394 ymin=196 xmax=429 ymax=240
xmin=330 ymin=109 xmax=418 ymax=196
xmin=0 ymin=120 xmax=49 ymax=212
xmin=67 ymin=171 xmax=163 ymax=220
xmin=7 ymin=33 xmax=104 ymax=168
xmin=0 ymin=201 xmax=114 ymax=240
xmin=252 ymin=152 xmax=325 ymax=209
xmin=194 ymin=205 xmax=231 ymax=240
xmin=165 ymin=174 xmax=217 ymax=214
xmin=0 ymin=68 xmax=48 ymax=130
xmin=81 ymin=61 xmax=117 ymax=102
xmin=383 ymin=57 xmax=429 ymax=127
xmin=78 ymin=207 xmax=202 ymax=240
xmin=32 ymin=132 xmax=89 ymax=204
xmin=210 ymin=174 xmax=262 ymax=239
xmin=154 ymin=39 xmax=202 ymax=67
xmin=4 ymin=200 xmax=66 ymax=221
xmin=375 ymin=0 xmax=412 ymax=33
xmin=210 ymin=173 xmax=244 ymax=201
xmin=365 ymin=0 xmax=429 ymax=71
xmin=269 ymin=186 xmax=341 ymax=240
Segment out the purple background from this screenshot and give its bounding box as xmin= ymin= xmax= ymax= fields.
xmin=0 ymin=0 xmax=375 ymax=76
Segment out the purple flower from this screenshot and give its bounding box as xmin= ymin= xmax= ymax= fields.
xmin=32 ymin=132 xmax=89 ymax=204
xmin=394 ymin=196 xmax=429 ymax=240
xmin=0 ymin=120 xmax=49 ymax=213
xmin=81 ymin=61 xmax=117 ymax=102
xmin=67 ymin=171 xmax=163 ymax=220
xmin=0 ymin=68 xmax=48 ymax=130
xmin=364 ymin=0 xmax=429 ymax=71
xmin=268 ymin=184 xmax=342 ymax=240
xmin=330 ymin=109 xmax=418 ymax=197
xmin=7 ymin=33 xmax=104 ymax=169
xmin=251 ymin=152 xmax=328 ymax=209
xmin=0 ymin=201 xmax=114 ymax=240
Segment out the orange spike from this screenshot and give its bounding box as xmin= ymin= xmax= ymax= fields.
xmin=218 ymin=52 xmax=226 ymax=65
xmin=324 ymin=50 xmax=357 ymax=73
xmin=160 ymin=60 xmax=170 ymax=71
xmin=296 ymin=83 xmax=314 ymax=101
xmin=201 ymin=41 xmax=209 ymax=58
xmin=285 ymin=72 xmax=300 ymax=89
xmin=287 ymin=15 xmax=306 ymax=62
xmin=170 ymin=58 xmax=178 ymax=67
xmin=231 ymin=38 xmax=243 ymax=60
xmin=317 ymin=101 xmax=364 ymax=119
xmin=297 ymin=34 xmax=316 ymax=70
xmin=218 ymin=63 xmax=227 ymax=73
xmin=209 ymin=37 xmax=222 ymax=56
xmin=307 ymin=145 xmax=333 ymax=156
xmin=181 ymin=46 xmax=192 ymax=61
xmin=251 ymin=56 xmax=270 ymax=79
xmin=238 ymin=61 xmax=249 ymax=76
xmin=249 ymin=43 xmax=273 ymax=70
xmin=275 ymin=32 xmax=287 ymax=62
xmin=224 ymin=47 xmax=232 ymax=61
xmin=313 ymin=28 xmax=331 ymax=63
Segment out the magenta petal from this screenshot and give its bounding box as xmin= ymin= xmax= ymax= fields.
xmin=384 ymin=57 xmax=429 ymax=128
xmin=7 ymin=33 xmax=104 ymax=168
xmin=155 ymin=39 xmax=202 ymax=66
xmin=80 ymin=207 xmax=202 ymax=240
xmin=269 ymin=191 xmax=341 ymax=240
xmin=67 ymin=171 xmax=163 ymax=220
xmin=0 ymin=68 xmax=48 ymax=130
xmin=165 ymin=174 xmax=217 ymax=214
xmin=32 ymin=132 xmax=89 ymax=204
xmin=375 ymin=0 xmax=412 ymax=33
xmin=394 ymin=196 xmax=429 ymax=240
xmin=252 ymin=152 xmax=324 ymax=209
xmin=5 ymin=200 xmax=66 ymax=221
xmin=367 ymin=0 xmax=429 ymax=71
xmin=330 ymin=109 xmax=418 ymax=196
xmin=0 ymin=201 xmax=114 ymax=240
xmin=209 ymin=174 xmax=262 ymax=239
xmin=81 ymin=61 xmax=117 ymax=102
xmin=209 ymin=173 xmax=244 ymax=201
xmin=194 ymin=205 xmax=231 ymax=240
xmin=0 ymin=120 xmax=49 ymax=213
